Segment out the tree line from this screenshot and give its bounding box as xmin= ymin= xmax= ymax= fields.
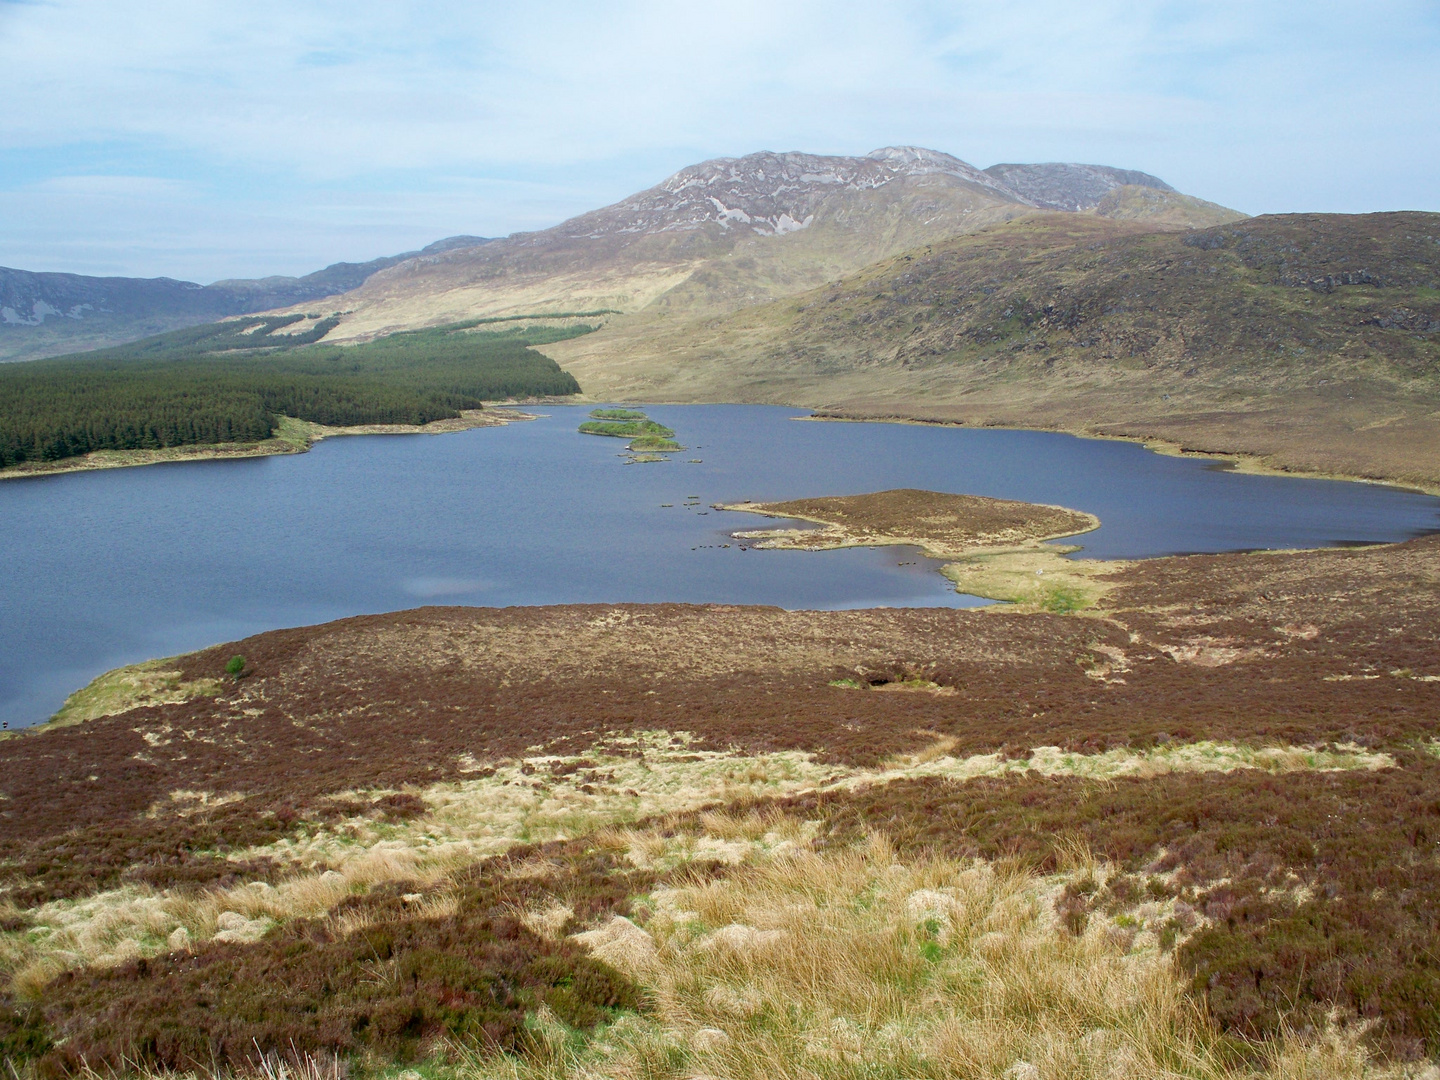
xmin=0 ymin=322 xmax=586 ymax=466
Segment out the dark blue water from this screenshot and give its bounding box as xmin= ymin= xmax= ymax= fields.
xmin=2 ymin=404 xmax=1437 ymax=727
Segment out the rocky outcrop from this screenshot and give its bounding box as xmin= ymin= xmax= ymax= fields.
xmin=983 ymin=162 xmax=1174 ymax=211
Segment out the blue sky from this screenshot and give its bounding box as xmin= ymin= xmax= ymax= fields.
xmin=2 ymin=0 xmax=1438 ymax=281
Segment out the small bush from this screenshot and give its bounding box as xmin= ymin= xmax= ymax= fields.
xmin=225 ymin=655 xmax=246 ymax=678
xmin=0 ymin=1000 xmax=51 ymax=1062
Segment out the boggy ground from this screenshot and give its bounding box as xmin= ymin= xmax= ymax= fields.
xmin=2 ymin=533 xmax=1439 ymax=1076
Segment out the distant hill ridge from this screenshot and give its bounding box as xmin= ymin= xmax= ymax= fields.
xmin=542 ymin=209 xmax=1440 ymax=490
xmin=0 ymin=236 xmax=493 ymax=362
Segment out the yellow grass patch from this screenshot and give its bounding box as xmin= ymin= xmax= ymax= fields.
xmin=467 ymin=820 xmax=1397 ymax=1080
xmin=36 ymin=659 xmax=223 ymax=731
xmin=0 ymin=733 xmax=1393 ymax=997
xmin=942 ymin=546 xmax=1118 ymax=613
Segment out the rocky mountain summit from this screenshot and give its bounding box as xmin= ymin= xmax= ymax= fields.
xmin=317 ymin=147 xmax=1238 ymax=342
xmin=531 ymin=147 xmax=1018 ymax=242
xmin=982 ymin=162 xmax=1174 ymax=211
xmin=512 ymin=147 xmax=1176 ymax=245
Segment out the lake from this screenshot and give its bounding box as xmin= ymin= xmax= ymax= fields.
xmin=2 ymin=404 xmax=1438 ymax=728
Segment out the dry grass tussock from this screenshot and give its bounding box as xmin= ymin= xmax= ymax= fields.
xmin=11 ymin=811 xmax=1432 ymax=1079
xmin=1 ymin=734 xmax=1390 ymax=996
xmin=0 ymin=739 xmax=1391 ymax=997
xmin=477 ymin=817 xmax=1416 ymax=1080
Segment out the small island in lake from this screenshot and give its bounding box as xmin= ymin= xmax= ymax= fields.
xmin=578 ymin=407 xmax=684 ymax=457
xmin=723 ymin=488 xmax=1110 ymax=612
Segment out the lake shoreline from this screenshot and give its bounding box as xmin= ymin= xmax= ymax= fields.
xmin=793 ymin=412 xmax=1440 ymax=498
xmin=4 ymin=403 xmax=1437 ymax=730
xmin=8 ymin=398 xmax=1437 ymax=496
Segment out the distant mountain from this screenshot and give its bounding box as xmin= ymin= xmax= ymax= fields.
xmin=311 ymin=147 xmax=1243 ymax=344
xmin=2 ymin=146 xmax=1240 ymax=362
xmin=0 ymin=236 xmax=493 ymax=362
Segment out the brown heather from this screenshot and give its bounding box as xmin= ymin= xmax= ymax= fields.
xmin=0 ymin=532 xmax=1437 ymax=1073
xmin=13 ymin=841 xmax=652 ymax=1075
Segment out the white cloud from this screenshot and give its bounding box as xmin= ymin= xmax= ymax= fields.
xmin=1 ymin=0 xmax=1437 ymax=278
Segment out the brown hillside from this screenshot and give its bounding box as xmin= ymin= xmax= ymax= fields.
xmin=547 ymin=211 xmax=1440 ymax=489
xmin=1 ymin=537 xmax=1438 ymax=1067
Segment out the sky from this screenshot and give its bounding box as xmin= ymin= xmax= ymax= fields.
xmin=2 ymin=0 xmax=1438 ymax=282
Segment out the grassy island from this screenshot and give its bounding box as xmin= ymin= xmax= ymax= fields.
xmin=578 ymin=418 xmax=676 ymax=439
xmin=626 ymin=434 xmax=682 ymax=451
xmin=578 ymin=408 xmax=686 ymax=458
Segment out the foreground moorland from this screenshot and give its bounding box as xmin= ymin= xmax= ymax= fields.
xmin=2 ymin=490 xmax=1438 ymax=1078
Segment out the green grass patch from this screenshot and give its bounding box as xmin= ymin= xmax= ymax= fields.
xmin=590 ymin=408 xmax=649 ymax=420
xmin=578 ymin=420 xmax=675 ymax=439
xmin=1040 ymin=586 xmax=1089 ymax=614
xmin=42 ymin=658 xmax=222 ymax=731
xmin=627 ymin=436 xmax=682 ymax=451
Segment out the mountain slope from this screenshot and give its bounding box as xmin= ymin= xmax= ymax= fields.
xmin=301 ymin=148 xmax=1241 ymax=343
xmin=543 ymin=211 xmax=1440 ymax=489
xmin=0 ymin=236 xmax=492 ymax=363
xmin=982 ymin=162 xmax=1173 ymax=210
